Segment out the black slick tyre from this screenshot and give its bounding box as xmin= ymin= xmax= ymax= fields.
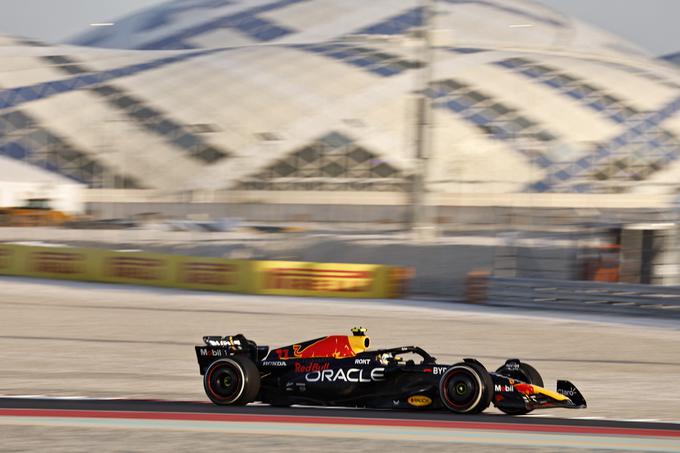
xmin=204 ymin=355 xmax=261 ymax=406
xmin=496 ymin=361 xmax=543 ymax=388
xmin=495 ymin=361 xmax=543 ymax=415
xmin=439 ymin=362 xmax=493 ymax=414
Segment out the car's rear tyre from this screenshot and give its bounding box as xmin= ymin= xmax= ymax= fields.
xmin=439 ymin=362 xmax=493 ymax=414
xmin=495 ymin=361 xmax=543 ymax=415
xmin=204 ymin=356 xmax=261 ymax=405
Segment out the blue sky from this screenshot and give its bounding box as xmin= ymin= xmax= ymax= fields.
xmin=0 ymin=0 xmax=678 ymax=55
xmin=539 ymin=0 xmax=680 ymax=56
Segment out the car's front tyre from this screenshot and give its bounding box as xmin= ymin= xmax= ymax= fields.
xmin=203 ymin=356 xmax=261 ymax=405
xmin=439 ymin=362 xmax=493 ymax=414
xmin=495 ymin=361 xmax=544 ymax=415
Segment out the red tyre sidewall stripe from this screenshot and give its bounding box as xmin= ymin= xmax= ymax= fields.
xmin=440 ymin=366 xmax=483 ymax=412
xmin=206 ymin=360 xmax=243 ymax=403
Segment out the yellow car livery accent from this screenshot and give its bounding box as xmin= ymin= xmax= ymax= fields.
xmin=534 ymin=385 xmax=570 ymax=401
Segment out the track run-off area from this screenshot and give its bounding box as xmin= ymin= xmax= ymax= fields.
xmin=1 ymin=397 xmax=680 ymax=451
xmin=1 ymin=276 xmax=680 ymax=451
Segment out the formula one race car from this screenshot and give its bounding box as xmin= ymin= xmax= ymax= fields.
xmin=194 ymin=328 xmax=586 ymax=415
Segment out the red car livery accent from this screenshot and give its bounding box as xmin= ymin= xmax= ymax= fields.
xmin=271 ymin=335 xmax=369 ymax=360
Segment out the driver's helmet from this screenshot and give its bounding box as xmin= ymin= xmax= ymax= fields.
xmin=378 ymin=353 xmax=392 ymax=365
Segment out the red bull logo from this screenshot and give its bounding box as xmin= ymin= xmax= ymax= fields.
xmin=107 ymin=256 xmax=163 ymax=281
xmin=180 ymin=262 xmax=235 ymax=286
xmin=31 ymin=251 xmax=85 ymax=275
xmin=294 ymin=362 xmax=330 ymax=373
xmin=263 ymin=267 xmax=373 ymax=293
xmin=273 ymin=335 xmax=369 ymax=360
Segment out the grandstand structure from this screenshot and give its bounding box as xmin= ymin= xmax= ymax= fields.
xmin=2 ymin=0 xmax=680 ymax=220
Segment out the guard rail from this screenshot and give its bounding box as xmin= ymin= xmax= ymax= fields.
xmin=486 ymin=276 xmax=680 ymax=317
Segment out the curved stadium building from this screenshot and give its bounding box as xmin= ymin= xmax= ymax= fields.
xmin=2 ymin=0 xmax=680 ymax=219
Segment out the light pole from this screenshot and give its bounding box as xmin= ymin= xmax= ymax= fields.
xmin=410 ymin=0 xmax=435 ymax=238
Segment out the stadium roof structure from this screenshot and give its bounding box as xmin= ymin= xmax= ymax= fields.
xmin=0 ymin=154 xmax=81 ymax=185
xmin=1 ymin=0 xmax=680 ymax=198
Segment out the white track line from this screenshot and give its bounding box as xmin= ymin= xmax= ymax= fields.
xmin=0 ymin=394 xmax=124 ymax=401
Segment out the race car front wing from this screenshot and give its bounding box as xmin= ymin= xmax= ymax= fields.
xmin=494 ymin=378 xmax=587 ymax=412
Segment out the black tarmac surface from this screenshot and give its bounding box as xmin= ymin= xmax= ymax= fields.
xmin=1 ymin=397 xmax=679 ymax=433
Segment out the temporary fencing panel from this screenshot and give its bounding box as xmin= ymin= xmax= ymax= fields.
xmin=97 ymin=251 xmax=176 ymax=287
xmin=0 ymin=244 xmax=410 ymax=298
xmin=386 ymin=266 xmax=413 ymax=298
xmin=0 ymin=244 xmax=22 ymax=276
xmin=249 ymin=260 xmax=387 ymax=298
xmin=21 ymin=246 xmax=100 ymax=281
xmin=174 ymin=256 xmax=246 ymax=293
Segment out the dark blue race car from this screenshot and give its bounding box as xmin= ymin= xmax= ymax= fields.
xmin=195 ymin=328 xmax=586 ymax=415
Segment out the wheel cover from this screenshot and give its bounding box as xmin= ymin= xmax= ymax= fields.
xmin=441 ymin=366 xmax=483 ymax=412
xmin=206 ymin=360 xmax=245 ymax=404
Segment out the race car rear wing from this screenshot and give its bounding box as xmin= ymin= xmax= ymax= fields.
xmin=196 ymin=334 xmax=269 ymax=374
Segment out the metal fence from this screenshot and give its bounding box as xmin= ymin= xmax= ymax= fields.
xmin=487 ymin=276 xmax=680 ymax=317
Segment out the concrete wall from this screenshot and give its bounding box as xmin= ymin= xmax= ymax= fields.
xmin=88 ymin=201 xmax=676 ymax=228
xmin=269 ymin=239 xmax=497 ymax=297
xmin=2 ymin=225 xmax=679 ymax=297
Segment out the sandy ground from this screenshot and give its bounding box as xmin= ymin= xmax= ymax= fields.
xmin=0 ymin=276 xmax=679 ymax=450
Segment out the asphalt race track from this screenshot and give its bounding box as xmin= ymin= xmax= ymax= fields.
xmin=2 ymin=276 xmax=680 ymax=451
xmin=1 ymin=397 xmax=679 ymax=452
